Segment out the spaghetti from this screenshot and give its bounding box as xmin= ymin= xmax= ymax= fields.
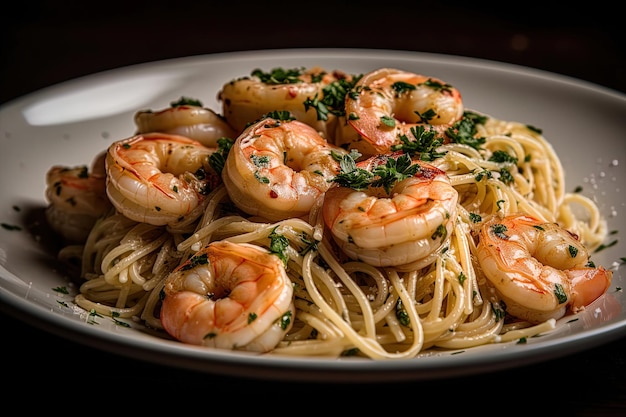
xmin=49 ymin=66 xmax=611 ymax=359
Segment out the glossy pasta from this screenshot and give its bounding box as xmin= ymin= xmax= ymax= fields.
xmin=49 ymin=66 xmax=611 ymax=359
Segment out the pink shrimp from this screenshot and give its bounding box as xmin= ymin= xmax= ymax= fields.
xmin=344 ymin=68 xmax=464 ymax=157
xmin=476 ymin=213 xmax=613 ymax=323
xmin=105 ymin=132 xmax=220 ymax=227
xmin=160 ymin=240 xmax=295 ymax=352
xmin=134 ymin=98 xmax=237 ymax=148
xmin=322 ymin=152 xmax=459 ymax=271
xmin=218 ymin=66 xmax=353 ymax=138
xmin=222 ymin=116 xmax=347 ymax=222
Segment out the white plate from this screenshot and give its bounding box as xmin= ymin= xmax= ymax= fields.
xmin=1 ymin=48 xmax=625 ymax=382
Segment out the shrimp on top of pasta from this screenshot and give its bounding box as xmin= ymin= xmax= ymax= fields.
xmin=43 ymin=66 xmax=615 ymax=359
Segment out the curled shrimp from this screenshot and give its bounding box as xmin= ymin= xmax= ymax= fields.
xmin=44 ymin=151 xmax=113 ymax=242
xmin=134 ymin=98 xmax=237 ymax=148
xmin=475 ymin=213 xmax=613 ymax=323
xmin=105 ymin=132 xmax=220 ymax=227
xmin=218 ymin=66 xmax=353 ymax=138
xmin=343 ymin=68 xmax=464 ymax=157
xmin=222 ymin=116 xmax=347 ymax=222
xmin=160 ymin=240 xmax=295 ymax=352
xmin=322 ymin=152 xmax=459 ymax=270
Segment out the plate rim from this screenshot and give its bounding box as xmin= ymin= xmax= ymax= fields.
xmin=2 ymin=47 xmax=625 ymax=382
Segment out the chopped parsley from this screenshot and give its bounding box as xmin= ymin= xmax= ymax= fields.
xmin=268 ymin=227 xmax=290 ymax=266
xmin=489 ymin=150 xmax=518 ymax=164
xmin=248 ymin=312 xmax=258 ymax=324
xmin=498 ymin=168 xmax=514 ymax=185
xmin=554 ymin=283 xmax=568 ymax=304
xmin=331 ymin=152 xmax=420 ymax=194
xmin=53 ymin=286 xmax=69 ymax=294
xmin=170 ymin=96 xmax=203 ymax=107
xmin=112 ymin=311 xmax=131 ymax=327
xmin=446 ymin=111 xmax=487 ymax=150
xmin=395 ymin=300 xmax=411 ymax=326
xmin=278 ymin=311 xmax=292 ymax=330
xmin=180 ymin=252 xmax=209 ymax=271
xmin=2 ymin=223 xmax=22 ymax=231
xmin=391 ymin=81 xmax=417 ymax=96
xmin=303 ymin=75 xmax=360 ymax=121
xmin=491 ymin=223 xmax=509 ymax=239
xmin=420 ymin=78 xmax=455 ymax=94
xmin=208 ymin=137 xmax=234 ymax=176
xmin=369 ymin=153 xmax=421 ymax=194
xmin=469 ymin=212 xmax=482 ymax=223
xmin=380 ymin=115 xmax=396 ymax=127
xmin=252 ymin=67 xmax=306 ymax=84
xmin=250 ymin=154 xmax=271 ymax=184
xmin=391 ymin=125 xmax=446 ymax=161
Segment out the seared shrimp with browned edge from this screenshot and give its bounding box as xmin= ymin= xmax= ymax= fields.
xmin=322 ymin=151 xmax=459 ymax=271
xmin=476 ymin=213 xmax=612 ymax=323
xmin=344 ymin=68 xmax=464 ymax=157
xmin=160 ymin=240 xmax=295 ymax=352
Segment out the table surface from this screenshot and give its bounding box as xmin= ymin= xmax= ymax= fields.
xmin=2 ymin=2 xmax=625 ymax=413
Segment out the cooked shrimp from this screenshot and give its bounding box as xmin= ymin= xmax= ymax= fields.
xmin=322 ymin=152 xmax=459 ymax=271
xmin=218 ymin=66 xmax=353 ymax=138
xmin=105 ymin=132 xmax=220 ymax=227
xmin=45 ymin=151 xmax=113 ymax=242
xmin=343 ymin=68 xmax=464 ymax=157
xmin=134 ymin=98 xmax=237 ymax=148
xmin=160 ymin=240 xmax=295 ymax=352
xmin=222 ymin=116 xmax=347 ymax=222
xmin=475 ymin=213 xmax=613 ymax=323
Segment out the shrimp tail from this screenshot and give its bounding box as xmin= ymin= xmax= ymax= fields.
xmin=567 ymin=266 xmax=613 ymax=311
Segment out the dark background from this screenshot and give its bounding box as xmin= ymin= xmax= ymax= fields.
xmin=2 ymin=2 xmax=626 ymax=413
xmin=1 ymin=1 xmax=625 ymax=105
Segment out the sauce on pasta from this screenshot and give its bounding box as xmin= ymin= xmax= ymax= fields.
xmin=46 ymin=66 xmax=613 ymax=359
